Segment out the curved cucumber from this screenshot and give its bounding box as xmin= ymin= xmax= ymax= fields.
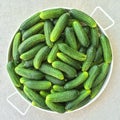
xmin=82 ymin=46 xmax=96 ymax=71
xmin=7 ymin=61 xmax=21 ymax=87
xmin=33 ymin=46 xmax=50 ymax=69
xmin=57 ymin=52 xmax=81 ymax=70
xmin=64 ymin=72 xmax=88 ymax=90
xmin=73 ymin=21 xmax=89 ymax=47
xmin=100 ymin=34 xmax=112 ymax=63
xmin=65 ymin=27 xmax=77 ymax=50
xmin=40 ymin=8 xmax=66 ymax=19
xmin=58 ymin=43 xmax=86 ymax=61
xmin=50 ymin=13 xmax=69 ymax=42
xmin=84 ymin=65 xmax=100 ymax=89
xmin=53 ymin=85 xmax=65 ymax=92
xmin=52 ymin=61 xmax=77 ymax=79
xmin=70 ymin=9 xmax=97 ymax=28
xmin=39 ymin=63 xmax=64 ymax=80
xmin=18 ymin=34 xmax=45 ymax=54
xmin=22 ymin=22 xmax=44 ymax=40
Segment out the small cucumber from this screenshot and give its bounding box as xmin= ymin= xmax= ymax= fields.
xmin=100 ymin=34 xmax=112 ymax=63
xmin=40 ymin=91 xmax=49 ymax=98
xmin=22 ymin=22 xmax=44 ymax=40
xmin=20 ymin=12 xmax=41 ymax=30
xmin=40 ymin=8 xmax=66 ymax=20
xmin=84 ymin=65 xmax=100 ymax=89
xmin=90 ymin=27 xmax=99 ymax=48
xmin=15 ymin=67 xmax=44 ymax=80
xmin=82 ymin=46 xmax=96 ymax=71
xmin=52 ymin=61 xmax=77 ymax=79
xmin=12 ymin=32 xmax=21 ymax=64
xmin=68 ymin=19 xmax=76 ymax=27
xmin=23 ymin=60 xmax=33 ymax=68
xmin=39 ymin=63 xmax=64 ymax=80
xmin=83 ymin=26 xmax=90 ymax=35
xmin=7 ymin=61 xmax=21 ymax=87
xmin=73 ymin=21 xmax=89 ymax=47
xmin=45 ymin=75 xmax=65 ymax=85
xmin=65 ymin=27 xmax=77 ymax=50
xmin=23 ymin=86 xmax=48 ymax=109
xmin=45 ymin=100 xmax=65 ymax=113
xmin=44 ymin=20 xmax=54 ymax=47
xmin=33 ymin=46 xmax=50 ymax=69
xmin=65 ymin=89 xmax=91 ymax=110
xmin=70 ymin=9 xmax=97 ymax=28
xmin=18 ymin=34 xmax=45 ymax=54
xmin=50 ymin=89 xmax=56 ymax=94
xmin=57 ymin=52 xmax=81 ymax=70
xmin=46 ymin=90 xmax=79 ymax=102
xmin=50 ymin=13 xmax=69 ymax=42
xmin=53 ymin=85 xmax=65 ymax=92
xmin=64 ymin=72 xmax=88 ymax=90
xmin=20 ymin=43 xmax=45 ymax=60
xmin=58 ymin=43 xmax=86 ymax=61
xmin=32 ymin=100 xmax=42 ymax=108
xmin=47 ymin=44 xmax=58 ymax=63
xmin=92 ymin=63 xmax=110 ymax=87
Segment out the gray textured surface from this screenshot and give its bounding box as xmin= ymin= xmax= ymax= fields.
xmin=0 ymin=0 xmax=120 ymax=120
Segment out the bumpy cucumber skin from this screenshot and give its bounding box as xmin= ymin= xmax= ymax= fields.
xmin=65 ymin=27 xmax=77 ymax=50
xmin=18 ymin=34 xmax=45 ymax=54
xmin=12 ymin=32 xmax=21 ymax=64
xmin=7 ymin=61 xmax=21 ymax=87
xmin=33 ymin=46 xmax=50 ymax=69
xmin=82 ymin=46 xmax=96 ymax=71
xmin=70 ymin=9 xmax=97 ymax=28
xmin=44 ymin=20 xmax=53 ymax=47
xmin=58 ymin=43 xmax=86 ymax=61
xmin=64 ymin=72 xmax=88 ymax=90
xmin=52 ymin=61 xmax=77 ymax=79
xmin=15 ymin=67 xmax=44 ymax=80
xmin=50 ymin=13 xmax=69 ymax=42
xmin=65 ymin=89 xmax=91 ymax=110
xmin=40 ymin=8 xmax=66 ymax=19
xmin=20 ymin=12 xmax=41 ymax=30
xmin=39 ymin=63 xmax=64 ymax=80
xmin=73 ymin=21 xmax=89 ymax=47
xmin=46 ymin=90 xmax=79 ymax=102
xmin=100 ymin=34 xmax=112 ymax=63
xmin=22 ymin=22 xmax=44 ymax=40
xmin=84 ymin=65 xmax=100 ymax=89
xmin=20 ymin=43 xmax=45 ymax=61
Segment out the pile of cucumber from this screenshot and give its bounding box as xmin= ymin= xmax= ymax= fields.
xmin=7 ymin=8 xmax=112 ymax=113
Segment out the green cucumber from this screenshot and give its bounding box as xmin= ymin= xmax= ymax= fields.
xmin=50 ymin=13 xmax=69 ymax=42
xmin=40 ymin=8 xmax=66 ymax=19
xmin=82 ymin=46 xmax=96 ymax=71
xmin=23 ymin=59 xmax=33 ymax=68
xmin=52 ymin=61 xmax=77 ymax=79
xmin=46 ymin=90 xmax=79 ymax=102
xmin=79 ymin=47 xmax=86 ymax=54
xmin=7 ymin=61 xmax=21 ymax=87
xmin=40 ymin=91 xmax=49 ymax=98
xmin=65 ymin=89 xmax=91 ymax=110
xmin=58 ymin=43 xmax=86 ymax=61
xmin=33 ymin=46 xmax=50 ymax=69
xmin=50 ymin=89 xmax=56 ymax=94
xmin=57 ymin=52 xmax=81 ymax=70
xmin=39 ymin=63 xmax=64 ymax=80
xmin=73 ymin=21 xmax=89 ymax=47
xmin=22 ymin=22 xmax=44 ymax=40
xmin=47 ymin=44 xmax=58 ymax=63
xmin=92 ymin=63 xmax=110 ymax=87
xmin=20 ymin=12 xmax=41 ymax=30
xmin=64 ymin=72 xmax=88 ymax=90
xmin=70 ymin=9 xmax=97 ymax=28
xmin=44 ymin=20 xmax=54 ymax=47
xmin=84 ymin=65 xmax=100 ymax=89
xmin=68 ymin=19 xmax=76 ymax=27
xmin=18 ymin=34 xmax=45 ymax=54
xmin=83 ymin=26 xmax=90 ymax=35
xmin=45 ymin=75 xmax=65 ymax=85
xmin=32 ymin=100 xmax=42 ymax=108
xmin=15 ymin=67 xmax=44 ymax=80
xmin=20 ymin=43 xmax=45 ymax=60
xmin=12 ymin=32 xmax=21 ymax=64
xmin=65 ymin=27 xmax=77 ymax=50
xmin=53 ymin=85 xmax=65 ymax=92
xmin=100 ymin=34 xmax=112 ymax=63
